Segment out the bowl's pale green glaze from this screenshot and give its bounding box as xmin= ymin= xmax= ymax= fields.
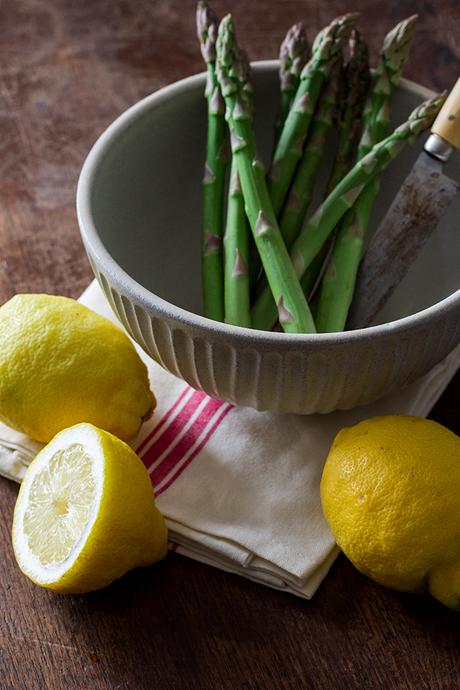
xmin=77 ymin=63 xmax=460 ymax=413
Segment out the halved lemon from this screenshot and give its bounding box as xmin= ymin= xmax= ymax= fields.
xmin=12 ymin=423 xmax=168 ymax=593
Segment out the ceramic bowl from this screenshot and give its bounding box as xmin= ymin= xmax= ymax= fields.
xmin=77 ymin=62 xmax=460 ymax=414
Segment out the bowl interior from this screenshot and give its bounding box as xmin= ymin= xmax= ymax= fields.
xmin=89 ymin=65 xmax=460 ymax=326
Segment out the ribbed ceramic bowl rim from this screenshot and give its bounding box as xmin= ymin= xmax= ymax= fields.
xmin=77 ymin=61 xmax=460 ymax=346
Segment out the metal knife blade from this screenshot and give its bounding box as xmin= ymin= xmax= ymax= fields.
xmin=347 ymin=149 xmax=459 ymax=329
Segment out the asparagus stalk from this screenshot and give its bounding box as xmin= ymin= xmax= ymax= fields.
xmin=252 ymin=24 xmax=310 ymax=292
xmin=223 ymin=47 xmax=252 ymax=327
xmin=224 ymin=158 xmax=251 ymax=327
xmin=251 ymin=93 xmax=446 ymax=331
xmin=326 ymin=29 xmax=371 ymax=190
xmin=315 ymin=15 xmax=418 ymax=332
xmin=216 ymin=14 xmax=316 ymax=334
xmin=363 ymin=15 xmax=418 ymax=146
xmin=277 ymin=23 xmax=310 ymax=135
xmin=253 ymin=24 xmax=309 ymax=291
xmin=267 ymin=13 xmax=358 ymax=216
xmin=197 ymin=1 xmax=226 ymax=321
xmin=278 ymin=57 xmax=342 ymax=249
xmin=299 ymin=29 xmax=370 ymax=300
xmin=298 ymin=251 xmax=328 ymax=303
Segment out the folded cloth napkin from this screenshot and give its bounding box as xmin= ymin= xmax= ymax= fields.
xmin=1 ymin=281 xmax=459 ymax=599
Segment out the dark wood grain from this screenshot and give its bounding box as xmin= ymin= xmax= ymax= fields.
xmin=0 ymin=1 xmax=459 ymax=688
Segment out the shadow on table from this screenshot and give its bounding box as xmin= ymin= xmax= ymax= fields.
xmin=44 ymin=552 xmax=459 ymax=690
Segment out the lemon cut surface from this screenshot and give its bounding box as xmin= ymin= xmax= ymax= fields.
xmin=13 ymin=423 xmax=168 ymax=593
xmin=24 ymin=444 xmax=96 ymax=567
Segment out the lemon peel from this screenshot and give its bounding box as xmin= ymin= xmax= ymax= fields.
xmin=321 ymin=415 xmax=460 ymax=610
xmin=0 ymin=294 xmax=155 ymax=442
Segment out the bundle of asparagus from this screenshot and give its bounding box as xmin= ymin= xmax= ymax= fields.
xmin=196 ymin=4 xmax=445 ymax=334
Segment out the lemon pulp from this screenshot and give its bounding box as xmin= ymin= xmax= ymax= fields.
xmin=23 ymin=444 xmax=96 ymax=567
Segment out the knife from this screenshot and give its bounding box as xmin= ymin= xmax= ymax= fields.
xmin=347 ymin=77 xmax=460 ymax=329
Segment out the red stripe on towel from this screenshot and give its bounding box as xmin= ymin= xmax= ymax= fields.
xmin=135 ymin=387 xmax=190 ymax=456
xmin=140 ymin=389 xmax=207 ymax=471
xmin=156 ymin=402 xmax=233 ymax=496
xmin=151 ymin=397 xmax=229 ymax=486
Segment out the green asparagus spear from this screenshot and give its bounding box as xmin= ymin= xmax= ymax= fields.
xmin=277 ymin=23 xmax=310 ymax=134
xmin=279 ymin=57 xmax=342 ymax=249
xmin=257 ymin=24 xmax=309 ymax=296
xmin=224 ymin=158 xmax=251 ymax=327
xmin=197 ymin=1 xmax=226 ymax=322
xmin=257 ymin=57 xmax=343 ymax=313
xmin=252 ymin=22 xmax=309 ymax=291
xmin=267 ymin=13 xmax=358 ymax=217
xmin=315 ymin=15 xmax=418 ymax=332
xmin=326 ymin=29 xmax=371 ymax=190
xmin=363 ymin=15 xmax=418 ymax=147
xmin=216 ymin=14 xmax=316 ymax=334
xmin=223 ymin=47 xmax=252 ymax=327
xmin=251 ymin=93 xmax=446 ymax=331
xmin=298 ymin=251 xmax=328 ymax=303
xmin=299 ymin=29 xmax=370 ymax=300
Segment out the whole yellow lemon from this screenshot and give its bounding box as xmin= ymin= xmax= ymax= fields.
xmin=0 ymin=294 xmax=155 ymax=442
xmin=321 ymin=415 xmax=460 ymax=610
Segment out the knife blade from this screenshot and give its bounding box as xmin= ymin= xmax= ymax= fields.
xmin=347 ymin=78 xmax=460 ymax=330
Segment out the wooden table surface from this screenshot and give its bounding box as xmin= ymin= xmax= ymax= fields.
xmin=1 ymin=1 xmax=459 ymax=688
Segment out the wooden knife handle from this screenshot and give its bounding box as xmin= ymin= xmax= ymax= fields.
xmin=431 ymin=77 xmax=460 ymax=149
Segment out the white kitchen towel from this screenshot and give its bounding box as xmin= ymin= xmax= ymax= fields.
xmin=0 ymin=280 xmax=459 ymax=599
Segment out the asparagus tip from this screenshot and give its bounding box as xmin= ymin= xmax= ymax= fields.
xmin=381 ymin=14 xmax=418 ymax=75
xmin=282 ymin=21 xmax=307 ymax=43
xmin=407 ymin=91 xmax=447 ymax=134
xmin=405 ymin=14 xmax=419 ymax=26
xmin=311 ymin=12 xmax=359 ymax=57
xmin=279 ymin=22 xmax=310 ymax=89
xmin=330 ymin=12 xmax=360 ymax=51
xmin=216 ymin=15 xmax=254 ymax=120
xmin=333 ymin=12 xmax=360 ymax=32
xmin=216 ymin=14 xmax=234 ymax=72
xmin=196 ymin=1 xmax=219 ymax=64
xmin=220 ymin=12 xmax=233 ymax=29
xmin=280 ymin=21 xmax=308 ymax=57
